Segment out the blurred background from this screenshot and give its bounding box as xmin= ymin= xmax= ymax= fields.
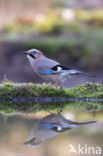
xmin=0 ymin=0 xmax=103 ymax=87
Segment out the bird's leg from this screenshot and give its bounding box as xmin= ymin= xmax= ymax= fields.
xmin=55 ymin=82 xmax=61 ymax=88
xmin=55 ymin=84 xmax=59 ymax=88
xmin=50 ymin=82 xmax=55 ymax=87
xmin=56 ymin=83 xmax=63 ymax=89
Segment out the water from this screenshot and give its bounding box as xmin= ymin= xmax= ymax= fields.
xmin=0 ymin=106 xmax=103 ymax=156
xmin=0 ymin=97 xmax=103 ymax=103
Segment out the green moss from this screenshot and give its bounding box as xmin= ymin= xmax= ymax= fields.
xmin=0 ymin=81 xmax=103 ymax=113
xmin=0 ymin=81 xmax=103 ymax=98
xmin=0 ymin=101 xmax=102 ymax=114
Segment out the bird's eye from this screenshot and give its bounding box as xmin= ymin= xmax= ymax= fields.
xmin=29 ymin=54 xmax=35 ymax=59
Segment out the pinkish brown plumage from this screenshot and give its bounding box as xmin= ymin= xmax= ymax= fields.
xmin=24 ymin=49 xmax=96 ymax=87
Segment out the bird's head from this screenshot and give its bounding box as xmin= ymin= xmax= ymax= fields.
xmin=24 ymin=49 xmax=43 ymax=66
xmin=24 ymin=137 xmax=41 ymax=148
xmin=24 ymin=49 xmax=43 ymax=59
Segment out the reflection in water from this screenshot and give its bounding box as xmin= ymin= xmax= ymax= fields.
xmin=24 ymin=112 xmax=96 ymax=147
xmin=0 ymin=111 xmax=103 ymax=156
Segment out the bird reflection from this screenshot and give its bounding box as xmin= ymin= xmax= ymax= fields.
xmin=24 ymin=112 xmax=96 ymax=147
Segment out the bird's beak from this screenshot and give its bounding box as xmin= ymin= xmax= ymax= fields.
xmin=24 ymin=51 xmax=29 ymax=55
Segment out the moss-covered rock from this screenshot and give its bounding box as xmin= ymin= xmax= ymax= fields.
xmin=0 ymin=81 xmax=103 ymax=113
xmin=0 ymin=81 xmax=103 ymax=98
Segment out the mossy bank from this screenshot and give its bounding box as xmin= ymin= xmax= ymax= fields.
xmin=0 ymin=81 xmax=103 ymax=113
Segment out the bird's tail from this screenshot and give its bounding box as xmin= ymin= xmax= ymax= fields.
xmin=52 ymin=121 xmax=96 ymax=132
xmin=68 ymin=70 xmax=96 ymax=77
xmin=76 ymin=121 xmax=97 ymax=126
xmin=81 ymin=72 xmax=96 ymax=77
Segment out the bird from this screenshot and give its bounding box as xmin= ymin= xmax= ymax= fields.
xmin=24 ymin=112 xmax=96 ymax=147
xmin=24 ymin=49 xmax=96 ymax=87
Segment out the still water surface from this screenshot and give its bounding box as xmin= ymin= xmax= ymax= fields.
xmin=0 ymin=105 xmax=103 ymax=156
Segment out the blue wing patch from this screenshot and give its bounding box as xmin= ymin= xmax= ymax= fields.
xmin=40 ymin=123 xmax=55 ymax=128
xmin=40 ymin=64 xmax=71 ymax=75
xmin=40 ymin=69 xmax=54 ymax=75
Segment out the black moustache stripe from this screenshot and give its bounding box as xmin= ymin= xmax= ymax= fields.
xmin=29 ymin=54 xmax=35 ymax=59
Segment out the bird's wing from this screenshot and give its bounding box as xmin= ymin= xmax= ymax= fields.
xmin=36 ymin=57 xmax=96 ymax=77
xmin=39 ymin=63 xmax=72 ymax=75
xmin=40 ymin=120 xmax=97 ymax=132
xmin=39 ymin=114 xmax=61 ymax=129
xmin=39 ymin=122 xmax=73 ymax=132
xmin=40 ymin=123 xmax=59 ymax=129
xmin=37 ymin=57 xmax=59 ymax=71
xmin=39 ymin=114 xmax=61 ymax=124
xmin=36 ymin=57 xmax=71 ymax=75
